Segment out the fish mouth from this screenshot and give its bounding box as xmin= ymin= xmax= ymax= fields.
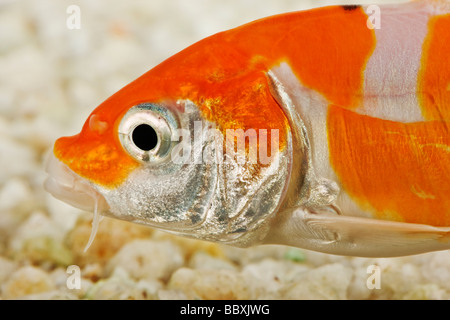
xmin=44 ymin=152 xmax=109 ymax=213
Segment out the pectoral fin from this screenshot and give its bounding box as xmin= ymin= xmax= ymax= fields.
xmin=265 ymin=206 xmax=450 ymax=257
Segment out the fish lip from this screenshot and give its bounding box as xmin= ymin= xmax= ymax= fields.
xmin=44 ymin=151 xmax=109 ymax=213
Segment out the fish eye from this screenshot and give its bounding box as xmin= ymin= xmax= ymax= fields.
xmin=119 ymin=103 xmax=179 ymax=164
xmin=131 ymin=124 xmax=158 ymax=151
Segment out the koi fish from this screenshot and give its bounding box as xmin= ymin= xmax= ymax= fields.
xmin=45 ymin=0 xmax=450 ymax=257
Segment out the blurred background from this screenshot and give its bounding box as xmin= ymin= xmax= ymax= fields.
xmin=1 ymin=0 xmax=448 ymax=300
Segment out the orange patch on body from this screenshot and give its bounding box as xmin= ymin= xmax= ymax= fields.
xmin=328 ymin=106 xmax=450 ymax=227
xmin=223 ymin=6 xmax=376 ymax=108
xmin=418 ymin=14 xmax=450 ymax=121
xmin=278 ymin=6 xmax=376 ymax=108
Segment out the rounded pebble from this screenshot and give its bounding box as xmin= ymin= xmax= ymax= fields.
xmin=2 ymin=266 xmax=55 ymax=299
xmin=107 ymin=239 xmax=184 ymax=282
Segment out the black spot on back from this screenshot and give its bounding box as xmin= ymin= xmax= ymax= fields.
xmin=342 ymin=5 xmax=361 ymax=11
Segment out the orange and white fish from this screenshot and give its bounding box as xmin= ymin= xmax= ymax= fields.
xmin=45 ymin=0 xmax=450 ymax=257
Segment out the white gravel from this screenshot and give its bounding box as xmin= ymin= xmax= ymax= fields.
xmin=0 ymin=0 xmax=448 ymax=300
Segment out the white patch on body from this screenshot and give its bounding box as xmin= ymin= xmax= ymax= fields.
xmin=361 ymin=2 xmax=431 ymax=122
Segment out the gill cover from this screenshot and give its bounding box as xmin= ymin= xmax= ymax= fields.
xmin=99 ymin=98 xmax=292 ymax=246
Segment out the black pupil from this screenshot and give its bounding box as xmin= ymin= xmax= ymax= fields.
xmin=132 ymin=124 xmax=158 ymax=151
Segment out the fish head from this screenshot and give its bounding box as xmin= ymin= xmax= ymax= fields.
xmin=45 ymin=37 xmax=297 ymax=246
